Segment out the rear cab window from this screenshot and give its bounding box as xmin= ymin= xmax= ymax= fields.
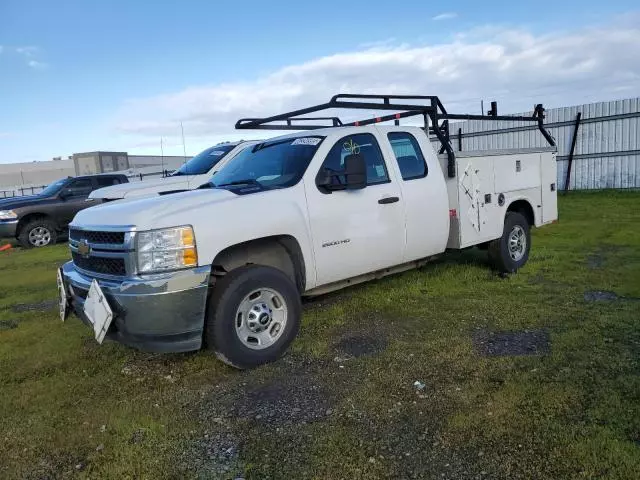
xmin=96 ymin=176 xmax=123 ymax=188
xmin=387 ymin=132 xmax=428 ymax=180
xmin=317 ymin=133 xmax=389 ymax=189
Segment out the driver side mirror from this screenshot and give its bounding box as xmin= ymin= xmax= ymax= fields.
xmin=59 ymin=188 xmax=72 ymax=200
xmin=317 ymin=153 xmax=367 ymax=192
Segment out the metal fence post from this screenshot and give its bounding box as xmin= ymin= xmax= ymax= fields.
xmin=564 ymin=112 xmax=582 ymax=193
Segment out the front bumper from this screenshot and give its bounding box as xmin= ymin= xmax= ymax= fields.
xmin=0 ymin=220 xmax=18 ymax=238
xmin=61 ymin=261 xmax=211 ymax=353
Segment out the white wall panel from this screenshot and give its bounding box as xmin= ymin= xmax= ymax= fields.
xmin=431 ymin=97 xmax=640 ymax=190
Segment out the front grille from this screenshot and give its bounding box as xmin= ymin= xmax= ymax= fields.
xmin=72 ymin=252 xmax=126 ymax=276
xmin=70 ymin=229 xmax=125 ymax=245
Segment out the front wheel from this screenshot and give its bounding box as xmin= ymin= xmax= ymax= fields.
xmin=18 ymin=219 xmax=58 ymax=248
xmin=204 ymin=265 xmax=301 ymax=369
xmin=488 ymin=212 xmax=531 ymax=273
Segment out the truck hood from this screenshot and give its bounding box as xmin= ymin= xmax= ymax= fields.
xmin=0 ymin=195 xmax=50 ymax=210
xmin=89 ymin=174 xmax=207 ymax=200
xmin=74 ymin=188 xmax=237 ymax=230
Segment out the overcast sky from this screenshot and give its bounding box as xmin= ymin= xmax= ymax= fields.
xmin=1 ymin=0 xmax=639 ymax=163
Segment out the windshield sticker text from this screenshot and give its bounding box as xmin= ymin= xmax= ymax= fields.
xmin=209 ymin=151 xmax=225 ymax=156
xmin=291 ymin=137 xmax=321 ymax=146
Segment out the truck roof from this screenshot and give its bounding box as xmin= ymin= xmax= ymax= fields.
xmin=76 ymin=173 xmax=128 ymax=180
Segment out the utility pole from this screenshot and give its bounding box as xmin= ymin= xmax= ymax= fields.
xmin=160 ymin=137 xmax=165 ymax=177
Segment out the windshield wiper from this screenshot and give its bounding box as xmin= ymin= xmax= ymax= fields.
xmin=252 ymin=137 xmax=302 ymax=153
xmin=215 ymin=179 xmax=262 ymax=188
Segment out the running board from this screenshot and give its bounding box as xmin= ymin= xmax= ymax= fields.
xmin=303 ymin=255 xmax=441 ymax=297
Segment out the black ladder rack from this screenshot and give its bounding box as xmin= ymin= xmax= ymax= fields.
xmin=235 ymin=94 xmax=556 ymax=178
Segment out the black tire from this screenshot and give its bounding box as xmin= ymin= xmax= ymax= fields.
xmin=18 ymin=218 xmax=58 ymax=249
xmin=488 ymin=212 xmax=531 ymax=273
xmin=204 ymin=265 xmax=302 ymax=369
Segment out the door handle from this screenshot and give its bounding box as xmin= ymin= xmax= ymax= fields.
xmin=378 ymin=196 xmax=399 ymax=205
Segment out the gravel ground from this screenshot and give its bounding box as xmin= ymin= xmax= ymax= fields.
xmin=11 ymin=299 xmax=58 ymax=312
xmin=0 ymin=319 xmax=19 ymax=330
xmin=333 ymin=333 xmax=389 ymax=358
xmin=227 ymin=373 xmax=334 ymax=427
xmin=178 ymin=430 xmax=244 ymax=479
xmin=472 ymin=328 xmax=550 ymax=357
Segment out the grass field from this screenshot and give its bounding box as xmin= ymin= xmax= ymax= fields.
xmin=1 ymin=191 xmax=639 ymax=479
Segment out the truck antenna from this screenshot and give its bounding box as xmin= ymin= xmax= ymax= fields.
xmin=160 ymin=137 xmax=165 ymax=177
xmin=180 ymin=122 xmax=188 ymax=177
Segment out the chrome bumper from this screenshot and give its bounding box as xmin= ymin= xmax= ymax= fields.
xmin=0 ymin=220 xmax=18 ymax=238
xmin=61 ymin=261 xmax=211 ymax=352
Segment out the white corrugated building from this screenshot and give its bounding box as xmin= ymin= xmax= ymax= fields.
xmin=433 ymin=97 xmax=640 ymax=190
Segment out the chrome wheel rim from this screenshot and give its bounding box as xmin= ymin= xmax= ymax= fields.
xmin=508 ymin=225 xmax=526 ymax=261
xmin=28 ymin=227 xmax=51 ymax=247
xmin=235 ymin=288 xmax=288 ymax=350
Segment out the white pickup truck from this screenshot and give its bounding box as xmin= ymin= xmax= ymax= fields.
xmin=58 ymin=94 xmax=558 ymax=369
xmin=88 ymin=141 xmax=255 ymax=202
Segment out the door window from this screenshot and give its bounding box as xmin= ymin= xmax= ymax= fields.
xmin=318 ymin=133 xmax=389 ymax=189
xmin=66 ymin=178 xmax=93 ymax=196
xmin=387 ymin=132 xmax=428 ymax=180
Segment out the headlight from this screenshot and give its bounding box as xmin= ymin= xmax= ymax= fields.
xmin=0 ymin=210 xmax=18 ymax=221
xmin=136 ymin=226 xmax=198 ymax=273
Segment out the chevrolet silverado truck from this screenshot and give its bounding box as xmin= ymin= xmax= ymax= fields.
xmin=0 ymin=173 xmax=127 ymax=248
xmin=89 ymin=141 xmax=256 ymax=202
xmin=58 ymin=94 xmax=558 ymax=369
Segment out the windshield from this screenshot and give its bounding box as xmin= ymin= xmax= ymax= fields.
xmin=210 ymin=136 xmax=325 ymax=191
xmin=40 ymin=178 xmax=68 ymax=196
xmin=172 ymin=144 xmax=236 ymax=176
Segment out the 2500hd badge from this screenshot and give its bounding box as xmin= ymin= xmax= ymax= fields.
xmin=322 ymin=239 xmax=351 ymax=248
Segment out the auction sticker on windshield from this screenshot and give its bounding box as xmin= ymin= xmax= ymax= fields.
xmin=291 ymin=137 xmax=322 ymax=146
xmin=83 ymin=279 xmax=114 ymax=344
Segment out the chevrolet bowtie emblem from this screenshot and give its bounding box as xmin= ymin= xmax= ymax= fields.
xmin=77 ymin=240 xmax=91 ymax=257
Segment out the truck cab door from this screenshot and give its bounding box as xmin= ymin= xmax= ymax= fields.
xmin=58 ymin=178 xmax=94 ymax=226
xmin=384 ymin=130 xmax=450 ymax=261
xmin=305 ymin=132 xmax=405 ymax=286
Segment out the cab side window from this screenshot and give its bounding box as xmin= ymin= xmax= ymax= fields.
xmin=319 ymin=133 xmax=389 ymax=188
xmin=387 ymin=132 xmax=428 ymax=180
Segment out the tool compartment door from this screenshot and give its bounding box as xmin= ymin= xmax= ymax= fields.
xmin=457 ymin=157 xmax=501 ymax=248
xmin=540 ymin=152 xmax=558 ymax=224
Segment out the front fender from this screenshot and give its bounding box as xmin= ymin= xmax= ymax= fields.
xmin=193 ymin=184 xmax=316 ymax=289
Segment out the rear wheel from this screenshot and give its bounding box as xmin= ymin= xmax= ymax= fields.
xmin=18 ymin=219 xmax=58 ymax=248
xmin=204 ymin=265 xmax=301 ymax=369
xmin=488 ymin=212 xmax=531 ymax=273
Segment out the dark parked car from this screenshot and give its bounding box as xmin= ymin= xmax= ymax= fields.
xmin=0 ymin=174 xmax=128 ymax=248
